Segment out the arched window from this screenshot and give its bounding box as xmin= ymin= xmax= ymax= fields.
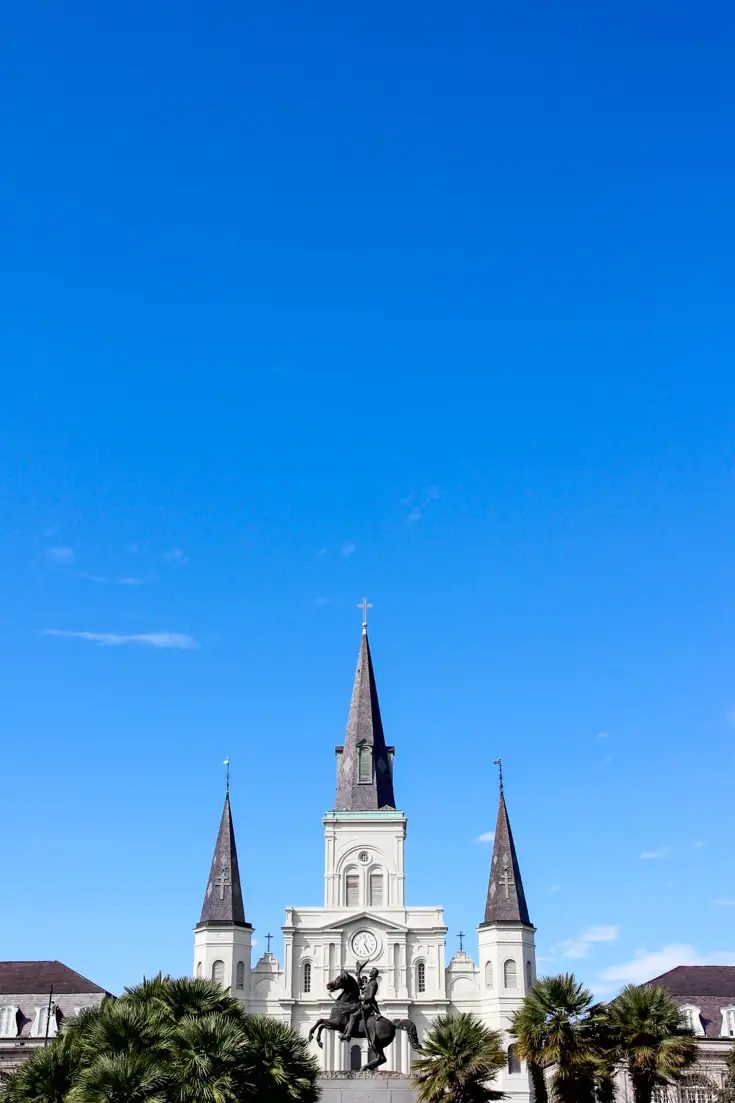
xmin=212 ymin=960 xmax=225 ymax=985
xmin=236 ymin=961 xmax=245 ymax=990
xmin=484 ymin=961 xmax=493 ymax=989
xmin=417 ymin=962 xmax=426 ymax=994
xmin=508 ymin=1045 xmax=521 ymax=1075
xmin=526 ymin=960 xmax=532 ymax=988
xmin=0 ymin=1007 xmax=18 ymax=1038
xmin=350 ymin=1044 xmax=362 ymax=1071
xmin=503 ymin=959 xmax=517 ymax=989
xmin=370 ymin=872 xmax=384 ymax=907
xmin=196 ymin=961 xmax=203 ymax=978
xmin=345 ymin=870 xmax=360 ymax=907
xmin=303 ymin=961 xmax=312 ymax=994
xmin=722 ymin=1008 xmax=735 ymax=1037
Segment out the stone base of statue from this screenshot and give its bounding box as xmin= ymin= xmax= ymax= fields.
xmin=318 ymin=1072 xmax=417 ymax=1103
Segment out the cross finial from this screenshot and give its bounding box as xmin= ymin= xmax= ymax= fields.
xmin=493 ymin=757 xmax=503 ymax=793
xmin=357 ymin=596 xmax=373 ymax=633
xmin=457 ymin=931 xmax=466 ymax=952
xmin=223 ymin=756 xmax=231 ymax=796
xmin=265 ymin=933 xmax=273 ymax=953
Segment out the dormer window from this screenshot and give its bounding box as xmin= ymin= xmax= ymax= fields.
xmin=721 ymin=1007 xmax=735 ymax=1037
xmin=679 ymin=1006 xmax=703 ymax=1035
xmin=31 ymin=1003 xmax=58 ymax=1039
xmin=0 ymin=1006 xmax=18 ymax=1038
xmin=358 ymin=744 xmax=373 ymax=784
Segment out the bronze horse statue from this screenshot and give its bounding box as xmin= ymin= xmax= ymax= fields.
xmin=307 ymin=968 xmax=421 ymax=1071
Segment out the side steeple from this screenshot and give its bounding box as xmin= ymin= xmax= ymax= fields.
xmin=199 ymin=792 xmax=248 ymax=927
xmin=482 ymin=780 xmax=531 ymax=926
xmin=334 ymin=625 xmax=396 ymax=812
xmin=194 ymin=780 xmax=253 ymax=1002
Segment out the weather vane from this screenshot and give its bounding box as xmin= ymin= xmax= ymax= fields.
xmin=493 ymin=758 xmax=503 ymax=793
xmin=224 ymin=756 xmax=230 ymax=796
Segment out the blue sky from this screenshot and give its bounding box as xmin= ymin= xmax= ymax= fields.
xmin=1 ymin=0 xmax=734 ymax=998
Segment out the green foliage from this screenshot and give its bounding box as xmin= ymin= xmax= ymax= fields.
xmin=0 ymin=975 xmax=319 ymax=1103
xmin=511 ymin=974 xmax=598 ymax=1103
xmin=605 ymin=985 xmax=697 ymax=1103
xmin=412 ymin=1012 xmax=506 ymax=1103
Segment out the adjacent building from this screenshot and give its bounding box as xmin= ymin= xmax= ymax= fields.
xmin=193 ymin=623 xmax=536 ymax=1103
xmin=0 ymin=961 xmax=109 ymax=1078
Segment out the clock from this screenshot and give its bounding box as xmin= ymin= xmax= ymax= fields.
xmin=351 ymin=929 xmax=379 ymax=960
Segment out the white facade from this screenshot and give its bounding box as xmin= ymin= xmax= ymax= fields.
xmin=194 ymin=795 xmax=535 ymax=1101
xmin=193 ymin=630 xmax=535 ymax=1103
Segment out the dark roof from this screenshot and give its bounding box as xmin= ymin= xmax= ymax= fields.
xmin=0 ymin=961 xmax=108 ymax=995
xmin=643 ymin=966 xmax=735 ymax=1040
xmin=334 ymin=628 xmax=396 ymax=812
xmin=481 ymin=790 xmax=532 ymax=926
xmin=198 ymin=793 xmax=248 ymax=927
xmin=646 ymin=966 xmax=735 ymax=999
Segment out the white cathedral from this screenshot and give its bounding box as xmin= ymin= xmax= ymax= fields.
xmin=193 ymin=623 xmax=536 ymax=1102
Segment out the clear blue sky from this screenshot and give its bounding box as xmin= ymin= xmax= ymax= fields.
xmin=1 ymin=0 xmax=734 ymax=998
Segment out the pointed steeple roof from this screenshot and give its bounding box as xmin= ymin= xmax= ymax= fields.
xmin=198 ymin=794 xmax=249 ymax=927
xmin=482 ymin=789 xmax=531 ymax=925
xmin=334 ymin=628 xmax=396 ymax=811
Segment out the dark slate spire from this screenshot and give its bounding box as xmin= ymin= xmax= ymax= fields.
xmin=198 ymin=794 xmax=249 ymax=927
xmin=334 ymin=628 xmax=396 ymax=811
xmin=482 ymin=788 xmax=532 ymax=925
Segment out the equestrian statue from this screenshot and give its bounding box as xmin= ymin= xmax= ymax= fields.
xmin=307 ymin=960 xmax=421 ymax=1071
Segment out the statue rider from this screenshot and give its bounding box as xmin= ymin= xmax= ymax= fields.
xmin=341 ymin=963 xmax=382 ymax=1043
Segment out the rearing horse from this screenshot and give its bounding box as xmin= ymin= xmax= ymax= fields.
xmin=307 ymin=969 xmax=421 ymax=1071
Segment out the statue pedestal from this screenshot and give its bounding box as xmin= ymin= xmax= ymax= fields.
xmin=318 ymin=1072 xmax=417 ymax=1103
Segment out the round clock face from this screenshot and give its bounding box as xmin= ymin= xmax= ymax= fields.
xmin=351 ymin=929 xmax=379 ymax=960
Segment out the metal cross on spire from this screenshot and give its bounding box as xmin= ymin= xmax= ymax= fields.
xmin=493 ymin=757 xmax=504 ymax=793
xmin=265 ymin=933 xmax=273 ymax=953
xmin=457 ymin=931 xmax=466 ymax=952
xmin=357 ymin=596 xmax=373 ymax=632
xmin=223 ymin=756 xmax=231 ymax=796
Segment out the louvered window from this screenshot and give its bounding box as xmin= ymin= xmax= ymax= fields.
xmin=358 ymin=745 xmax=373 ymax=784
xmin=526 ymin=960 xmax=533 ymax=988
xmin=484 ymin=962 xmax=493 ymax=989
xmin=508 ymin=1046 xmax=521 ymax=1075
xmin=212 ymin=960 xmax=225 ymax=984
xmin=504 ymin=959 xmax=517 ymax=989
xmin=369 ymin=873 xmax=384 ymax=907
xmin=236 ymin=961 xmax=245 ymax=990
xmin=346 ymin=874 xmax=360 ymax=907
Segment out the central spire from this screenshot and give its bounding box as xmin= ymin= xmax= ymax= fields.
xmin=198 ymin=792 xmax=248 ymax=927
xmin=334 ymin=628 xmax=396 ymax=811
xmin=481 ymin=785 xmax=531 ymax=926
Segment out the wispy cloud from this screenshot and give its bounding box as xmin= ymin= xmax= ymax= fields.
xmin=639 ymin=847 xmax=669 ymax=860
xmin=43 ymin=630 xmax=199 ymax=650
xmin=599 ymin=944 xmax=735 ymax=986
xmin=340 ymin=541 xmax=356 ymax=558
xmin=713 ymin=899 xmax=735 ymax=907
xmin=79 ymin=573 xmax=147 ymax=586
xmin=692 ymin=841 xmax=705 ymax=849
xmin=405 ymin=486 xmax=440 ymax=524
xmin=161 ymin=548 xmax=188 ymax=564
xmin=550 ymin=885 xmax=563 ymax=892
xmin=558 ymin=925 xmax=620 ymax=959
xmin=596 ymin=731 xmax=609 ymax=740
xmin=476 ymin=831 xmax=495 ymax=844
xmin=47 ymin=546 xmax=74 ymax=563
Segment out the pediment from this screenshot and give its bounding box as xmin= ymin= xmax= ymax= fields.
xmin=320 ymin=910 xmax=408 ymax=934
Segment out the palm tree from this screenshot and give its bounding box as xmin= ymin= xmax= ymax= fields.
xmin=239 ymin=1015 xmax=320 ymax=1103
xmin=413 ymin=1013 xmax=506 ymax=1103
xmin=1 ymin=976 xmax=318 ymax=1103
xmin=604 ymin=985 xmax=696 ymax=1103
xmin=511 ymin=974 xmax=599 ymax=1103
